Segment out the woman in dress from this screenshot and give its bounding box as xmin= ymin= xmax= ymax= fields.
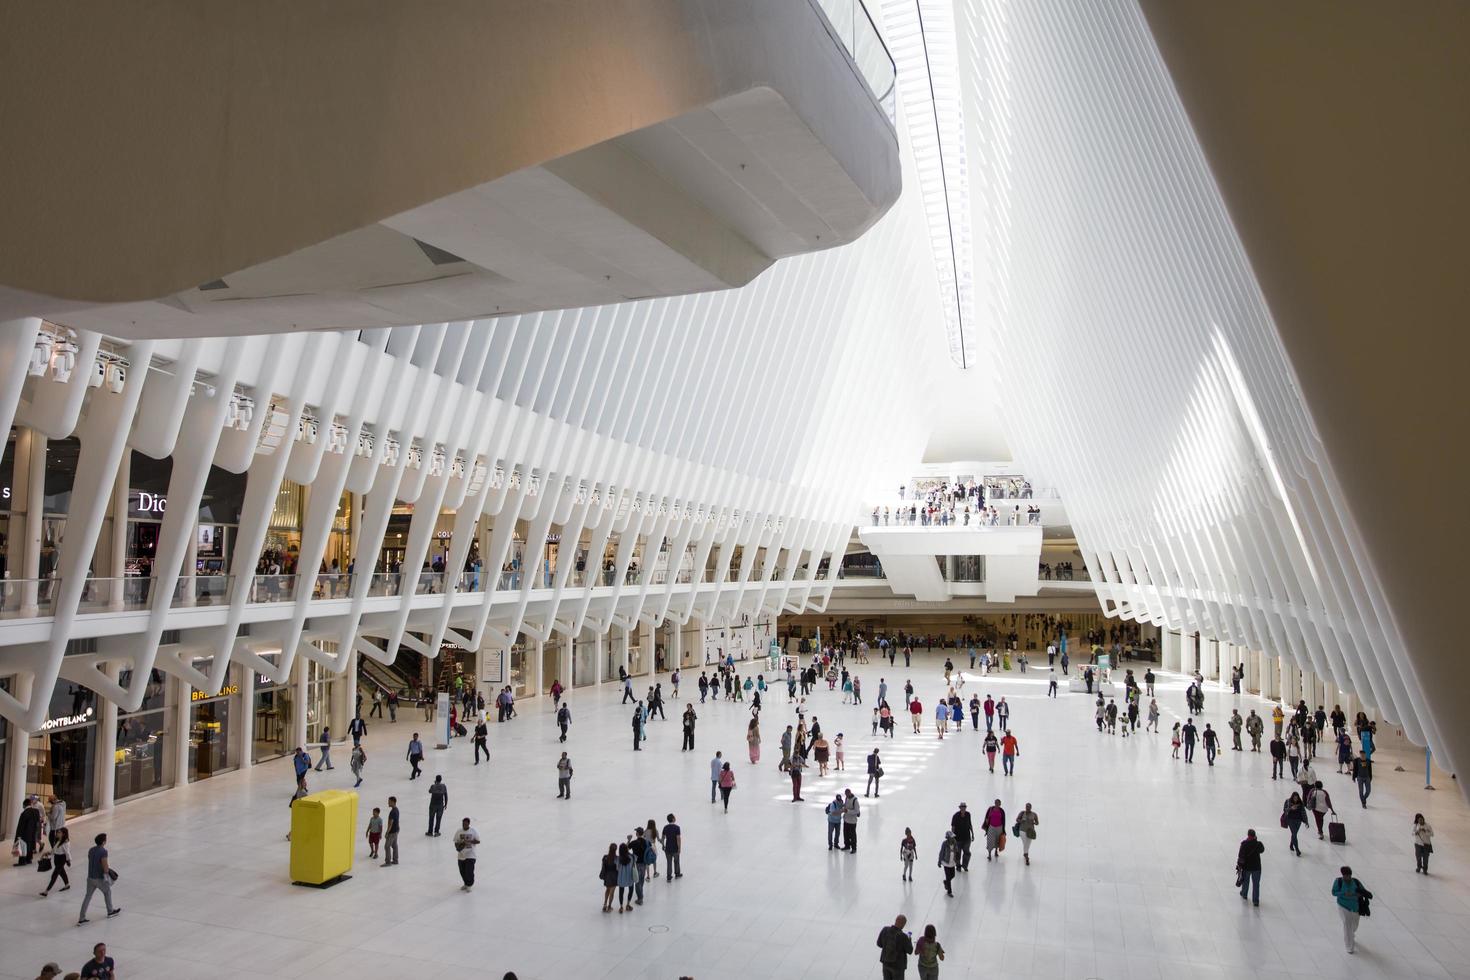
xmin=747 ymin=717 xmax=761 ymax=764
xmin=600 ymin=844 xmax=619 ymax=913
xmin=812 ymin=734 xmax=830 ymax=776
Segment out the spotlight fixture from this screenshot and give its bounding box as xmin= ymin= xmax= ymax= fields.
xmin=29 ymin=335 xmax=53 ymax=377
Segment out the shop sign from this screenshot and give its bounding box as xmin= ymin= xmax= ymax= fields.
xmin=1 ymin=485 xmax=10 ymax=502
xmin=40 ymin=706 xmax=95 ymax=731
xmin=130 ymin=490 xmax=167 ymax=516
xmin=192 ymin=684 xmax=240 ymax=702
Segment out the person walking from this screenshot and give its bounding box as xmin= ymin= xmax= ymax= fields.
xmin=982 ymin=730 xmax=999 ymax=773
xmin=876 ymin=914 xmax=914 ymax=980
xmin=1283 ymin=792 xmax=1308 ymax=856
xmin=471 ymin=716 xmax=491 ymax=763
xmin=1352 ymin=752 xmax=1373 ymax=807
xmin=1228 ymin=710 xmax=1243 ymax=751
xmin=1332 ymin=866 xmax=1371 ymax=954
xmin=37 ymin=826 xmax=71 ymax=897
xmin=1413 ymin=813 xmax=1434 ymax=874
xmin=910 ymin=695 xmax=923 ymax=734
xmin=600 ymin=844 xmax=619 ymax=912
xmin=779 ymin=725 xmax=793 ymax=771
xmin=1182 ymin=719 xmax=1197 ymax=763
xmin=709 ymin=751 xmax=723 ymax=803
xmin=681 ymin=704 xmax=697 ymax=752
xmin=45 ymin=795 xmax=66 ymax=848
xmin=747 ymin=717 xmax=761 ymax=764
xmin=826 ymin=795 xmax=845 ymax=850
xmin=1269 ymin=734 xmax=1286 ymax=779
xmin=350 ymin=742 xmax=367 ymax=787
xmin=1001 ymin=730 xmax=1019 ymax=776
xmin=313 ymin=726 xmax=336 ymax=772
xmin=950 ymin=803 xmax=974 ymax=871
xmin=1308 ymin=780 xmax=1336 ymax=839
xmin=381 ymin=796 xmax=400 ymax=866
xmin=406 ymin=733 xmax=424 ymax=779
xmin=348 ymin=713 xmax=367 ymax=748
xmin=842 ymin=789 xmax=861 ymax=853
xmin=79 ymin=943 xmax=115 ymax=980
xmin=453 ymin=818 xmax=480 ymax=891
xmin=661 ymin=814 xmax=682 ymax=880
xmin=717 ymin=762 xmax=736 ymax=812
xmin=1047 ymin=669 xmax=1058 ymax=698
xmin=1014 ymin=803 xmax=1039 ymax=865
xmin=1246 ymin=710 xmax=1264 ymax=751
xmin=1202 ymin=723 xmax=1219 ymax=766
xmin=900 ymin=828 xmax=917 ymax=881
xmin=915 ymin=924 xmax=946 ymax=979
xmin=937 ymin=832 xmax=959 ymax=897
xmin=982 ymin=799 xmax=1006 ymax=861
xmin=866 ymin=748 xmax=883 ymax=797
xmin=554 ymin=702 xmax=570 ymax=745
xmin=77 ymin=833 xmax=120 ymax=924
xmin=789 ymin=751 xmax=807 ymax=801
xmin=556 ymin=752 xmax=573 ymax=798
xmin=934 ymin=700 xmax=948 ymax=738
xmin=1146 ymin=698 xmax=1160 ymax=733
xmin=1236 ymin=829 xmax=1264 ymax=906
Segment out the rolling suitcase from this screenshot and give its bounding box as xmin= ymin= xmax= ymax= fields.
xmin=1328 ymin=821 xmax=1346 ymax=844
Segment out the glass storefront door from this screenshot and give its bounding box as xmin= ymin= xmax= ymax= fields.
xmin=253 ymin=682 xmax=291 ymax=763
xmin=188 ymin=694 xmax=235 ymax=781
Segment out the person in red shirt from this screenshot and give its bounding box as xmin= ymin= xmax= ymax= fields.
xmin=909 ymin=697 xmax=923 ymax=734
xmin=1001 ymin=731 xmax=1020 ymax=776
xmin=982 ymin=799 xmax=1007 ymax=860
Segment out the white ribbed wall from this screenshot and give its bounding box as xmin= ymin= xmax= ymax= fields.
xmin=956 ymin=0 xmax=1444 ymax=767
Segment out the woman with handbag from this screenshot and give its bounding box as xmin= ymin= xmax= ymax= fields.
xmin=599 ymin=844 xmax=619 ymax=913
xmin=1413 ymin=814 xmax=1435 ymax=874
xmin=38 ymin=827 xmax=71 ymax=897
xmin=1332 ymin=865 xmax=1372 ymax=954
xmin=982 ymin=799 xmax=1006 ymax=861
xmin=1014 ymin=803 xmax=1039 ymax=866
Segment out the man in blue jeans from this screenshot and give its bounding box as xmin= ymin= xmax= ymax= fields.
xmin=825 ymin=795 xmax=844 ymax=849
xmin=709 ymin=751 xmax=723 ymax=803
xmin=1236 ymin=829 xmax=1264 ymax=906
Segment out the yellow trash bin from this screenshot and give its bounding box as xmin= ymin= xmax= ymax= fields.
xmin=290 ymin=789 xmax=359 ymax=886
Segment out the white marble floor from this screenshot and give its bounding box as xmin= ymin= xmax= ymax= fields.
xmin=3 ymin=652 xmax=1469 ymax=980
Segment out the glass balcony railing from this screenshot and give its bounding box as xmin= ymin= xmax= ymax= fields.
xmin=813 ymin=0 xmax=896 ymax=123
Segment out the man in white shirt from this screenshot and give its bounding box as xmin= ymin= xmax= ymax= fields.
xmin=453 ymin=818 xmax=480 ymax=891
xmin=1047 ymin=643 xmax=1057 ymax=666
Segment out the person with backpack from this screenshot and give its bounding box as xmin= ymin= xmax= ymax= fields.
xmin=555 ymin=702 xmax=571 ymax=744
xmin=841 ymin=789 xmax=861 ymax=852
xmin=556 ymin=752 xmax=573 ymax=799
xmin=1332 ymin=866 xmax=1371 ymax=953
xmin=825 ymin=795 xmax=845 ymax=850
xmin=914 ymin=923 xmax=946 ymax=979
xmin=876 ymin=914 xmax=914 ymax=980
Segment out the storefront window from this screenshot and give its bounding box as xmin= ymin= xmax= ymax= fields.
xmin=573 ymin=638 xmax=595 ymax=687
xmin=27 ymin=681 xmax=98 ymax=815
xmin=306 ymin=660 xmax=339 ymax=745
xmin=188 ymin=687 xmax=236 ymax=782
xmin=114 ymin=668 xmax=172 ymax=802
xmin=253 ymin=678 xmax=292 ymax=763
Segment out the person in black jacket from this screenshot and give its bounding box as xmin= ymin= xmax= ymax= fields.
xmin=950 ymin=803 xmax=975 ymax=871
xmin=13 ymin=796 xmax=42 ymax=866
xmin=876 ymin=914 xmax=914 ymax=980
xmin=1237 ymin=829 xmax=1265 ymax=906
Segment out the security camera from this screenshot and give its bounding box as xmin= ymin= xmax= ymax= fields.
xmin=107 ymin=363 xmax=127 ymax=393
xmin=90 ymin=358 xmax=106 ymax=388
xmin=29 ymin=336 xmax=53 ymax=377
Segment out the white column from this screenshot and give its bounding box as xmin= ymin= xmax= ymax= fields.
xmin=292 ymin=654 xmax=309 ymax=750
xmin=1180 ymin=633 xmax=1197 ymax=676
xmin=2 ymin=674 xmax=33 ymax=832
xmin=94 ymin=662 xmax=120 ymax=813
xmin=172 ymin=676 xmax=192 ymax=788
xmin=669 ymin=624 xmax=682 ymax=671
xmin=557 ymin=634 xmax=572 ymax=691
xmin=593 ymin=631 xmax=605 ymax=686
xmin=640 ymin=620 xmax=655 ymax=676
xmin=15 ymin=428 xmax=46 ymax=615
xmin=531 ymin=637 xmax=544 ymax=697
xmin=1161 ymin=630 xmax=1179 ymax=672
xmin=182 ymin=519 xmax=199 ymax=606
xmin=237 ymin=661 xmax=256 ymax=768
xmin=619 ymin=624 xmax=630 ymax=677
xmin=108 ymin=460 xmax=128 ymax=608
